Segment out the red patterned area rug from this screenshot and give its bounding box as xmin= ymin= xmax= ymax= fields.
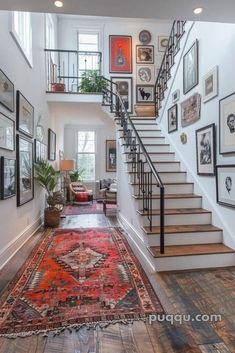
xmin=62 ymin=202 xmax=116 ymax=215
xmin=0 ymin=227 xmax=163 ymax=338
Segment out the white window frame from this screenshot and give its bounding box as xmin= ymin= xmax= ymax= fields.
xmin=77 ymin=130 xmax=96 ymax=182
xmin=45 ymin=14 xmax=55 ymax=50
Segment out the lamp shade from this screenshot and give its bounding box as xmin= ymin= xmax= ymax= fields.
xmin=59 ymin=159 xmax=75 ymax=171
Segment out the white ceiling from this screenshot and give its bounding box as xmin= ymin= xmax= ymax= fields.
xmin=0 ymin=0 xmax=235 ymax=23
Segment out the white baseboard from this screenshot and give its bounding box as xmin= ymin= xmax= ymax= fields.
xmin=0 ymin=215 xmax=43 ymax=270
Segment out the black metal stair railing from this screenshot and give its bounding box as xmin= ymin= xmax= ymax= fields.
xmin=102 ymin=77 xmax=165 ymax=254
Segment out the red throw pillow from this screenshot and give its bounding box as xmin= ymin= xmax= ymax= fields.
xmin=75 ymin=192 xmax=89 ymax=202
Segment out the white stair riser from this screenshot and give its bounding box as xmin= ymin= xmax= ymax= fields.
xmin=134 ymin=197 xmax=202 ymax=209
xmin=153 ymin=253 xmax=235 ymax=272
xmin=131 ymin=123 xmax=158 ymax=128
xmin=144 ymin=145 xmax=170 ymax=153
xmin=126 ymin=162 xmax=181 ymax=172
xmin=139 ymin=213 xmax=212 ymax=226
xmin=146 ymin=231 xmax=222 ymax=247
xmin=129 ymin=172 xmax=186 ymax=183
xmin=119 ymin=136 xmax=165 ymax=144
xmin=136 ymin=130 xmax=162 ymax=137
xmin=132 ymin=183 xmax=194 ymax=194
xmin=123 ymin=153 xmax=175 ymax=162
xmin=131 ymin=119 xmax=156 ymax=124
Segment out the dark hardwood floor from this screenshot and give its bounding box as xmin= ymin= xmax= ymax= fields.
xmin=0 ymin=214 xmax=234 ymax=353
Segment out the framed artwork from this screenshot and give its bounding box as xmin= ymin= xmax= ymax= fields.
xmin=0 ymin=157 xmax=16 ymax=200
xmin=0 ymin=69 xmax=14 ymax=112
xmin=181 ymin=93 xmax=201 ymax=127
xmin=216 ymin=165 xmax=235 ymax=208
xmin=48 ymin=128 xmax=56 ymax=161
xmin=106 ymin=140 xmax=116 ymax=172
xmin=136 ymin=45 xmax=154 ymax=64
xmin=0 ymin=112 xmax=15 ymax=151
xmin=196 ymin=124 xmax=216 ymax=176
xmin=139 ymin=30 xmax=151 ymax=45
xmin=16 ymin=91 xmax=34 ymax=138
xmin=16 ymin=134 xmax=34 ymax=207
xmin=219 ymin=93 xmax=235 ymax=154
xmin=111 ymin=76 xmax=133 ymax=113
xmin=168 ymin=104 xmax=178 ymax=133
xmin=136 ymin=65 xmax=155 ymax=85
xmin=158 ymin=36 xmax=169 ymax=52
xmin=172 ymin=89 xmax=180 ymax=104
xmin=203 ymin=66 xmax=218 ymax=103
xmin=40 ymin=143 xmax=47 ymax=161
xmin=109 ymin=35 xmax=132 ymax=74
xmin=136 ymin=85 xmax=154 ymax=104
xmin=183 ymin=40 xmax=199 ymax=94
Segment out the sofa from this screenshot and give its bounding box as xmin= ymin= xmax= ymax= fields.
xmin=95 ymin=178 xmax=117 ymax=201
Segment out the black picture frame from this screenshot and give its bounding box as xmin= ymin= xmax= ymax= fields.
xmin=106 ymin=140 xmax=116 ymax=172
xmin=168 ymin=104 xmax=178 ymax=133
xmin=0 ymin=157 xmax=16 ymax=200
xmin=196 ymin=123 xmax=216 ymax=176
xmin=183 ymin=40 xmax=199 ymax=95
xmin=16 ymin=134 xmax=34 ymax=207
xmin=0 ymin=112 xmax=15 ymax=151
xmin=219 ymin=92 xmax=235 ymax=155
xmin=16 ymin=91 xmax=34 ymax=138
xmin=111 ymin=76 xmax=133 ymax=114
xmin=136 ymin=45 xmax=154 ymax=64
xmin=0 ymin=69 xmax=14 ymax=112
xmin=48 ymin=128 xmax=56 ymax=161
xmin=216 ymin=165 xmax=235 ymax=208
xmin=136 ymin=85 xmax=154 ymax=103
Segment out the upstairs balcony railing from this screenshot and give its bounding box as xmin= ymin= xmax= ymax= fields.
xmin=45 ymin=49 xmax=102 ymax=93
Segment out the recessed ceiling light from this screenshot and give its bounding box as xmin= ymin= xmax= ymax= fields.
xmin=54 ymin=0 xmax=63 ymax=7
xmin=193 ymin=7 xmax=203 ymax=14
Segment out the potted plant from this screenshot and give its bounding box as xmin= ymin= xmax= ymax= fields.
xmin=69 ymin=168 xmax=84 ymax=182
xmin=79 ymin=70 xmax=107 ymax=93
xmin=34 ymin=160 xmax=64 ymax=227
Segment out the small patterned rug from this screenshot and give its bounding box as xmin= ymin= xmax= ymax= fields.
xmin=0 ymin=227 xmax=163 ymax=338
xmin=62 ymin=202 xmax=116 ymax=215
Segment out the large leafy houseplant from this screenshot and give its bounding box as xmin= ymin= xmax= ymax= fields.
xmin=69 ymin=168 xmax=84 ymax=182
xmin=79 ymin=70 xmax=107 ymax=93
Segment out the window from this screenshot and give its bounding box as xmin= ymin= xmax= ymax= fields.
xmin=77 ymin=131 xmax=96 ymax=181
xmin=11 ymin=11 xmax=33 ymax=67
xmin=45 ymin=14 xmax=55 ymax=49
xmin=77 ymin=32 xmax=100 ymax=80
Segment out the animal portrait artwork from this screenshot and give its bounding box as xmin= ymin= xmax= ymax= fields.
xmin=109 ymin=36 xmax=132 ymax=73
xmin=136 ymin=85 xmax=154 ymax=103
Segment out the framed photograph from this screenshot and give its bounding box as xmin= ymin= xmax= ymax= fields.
xmin=0 ymin=157 xmax=16 ymax=200
xmin=48 ymin=128 xmax=56 ymax=161
xmin=136 ymin=85 xmax=154 ymax=104
xmin=183 ymin=40 xmax=199 ymax=94
xmin=111 ymin=77 xmax=133 ymax=113
xmin=196 ymin=124 xmax=216 ymax=176
xmin=168 ymin=104 xmax=178 ymax=133
xmin=136 ymin=45 xmax=154 ymax=64
xmin=216 ymin=165 xmax=235 ymax=208
xmin=136 ymin=65 xmax=155 ymax=85
xmin=16 ymin=134 xmax=34 ymax=207
xmin=172 ymin=89 xmax=180 ymax=104
xmin=181 ymin=93 xmax=201 ymax=127
xmin=158 ymin=36 xmax=169 ymax=52
xmin=40 ymin=143 xmax=47 ymax=161
xmin=219 ymin=92 xmax=235 ymax=154
xmin=203 ymin=66 xmax=218 ymax=103
xmin=16 ymin=91 xmax=34 ymax=138
xmin=106 ymin=140 xmax=116 ymax=172
xmin=109 ymin=35 xmax=132 ymax=74
xmin=0 ymin=69 xmax=14 ymax=112
xmin=0 ymin=112 xmax=15 ymax=151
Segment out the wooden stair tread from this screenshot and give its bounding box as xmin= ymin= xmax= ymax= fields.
xmin=148 ymin=243 xmax=235 ymax=258
xmin=143 ymin=224 xmax=222 ymax=235
xmin=138 ymin=208 xmax=211 ymax=216
xmin=133 ymin=193 xmax=200 ymax=199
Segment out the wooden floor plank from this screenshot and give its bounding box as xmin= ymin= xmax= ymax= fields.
xmin=100 ymin=324 xmax=125 ymax=353
xmin=199 ymin=342 xmax=231 ymax=353
xmin=119 ymin=323 xmax=140 ymax=353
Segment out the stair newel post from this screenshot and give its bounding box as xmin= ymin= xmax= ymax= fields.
xmin=160 ymin=186 xmax=165 ymax=254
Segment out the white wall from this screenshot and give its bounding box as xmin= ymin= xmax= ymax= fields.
xmin=159 ymin=21 xmax=235 ymax=247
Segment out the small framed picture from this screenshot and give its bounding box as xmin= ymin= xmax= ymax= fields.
xmin=16 ymin=91 xmax=34 ymax=138
xmin=181 ymin=93 xmax=201 ymax=127
xmin=219 ymin=92 xmax=235 ymax=154
xmin=111 ymin=76 xmax=133 ymax=114
xmin=0 ymin=69 xmax=14 ymax=112
xmin=106 ymin=140 xmax=116 ymax=172
xmin=172 ymin=89 xmax=180 ymax=104
xmin=136 ymin=45 xmax=154 ymax=64
xmin=158 ymin=37 xmax=169 ymax=52
xmin=203 ymin=66 xmax=218 ymax=103
xmin=183 ymin=40 xmax=199 ymax=94
xmin=196 ymin=124 xmax=216 ymax=176
xmin=168 ymin=104 xmax=178 ymax=133
xmin=0 ymin=157 xmax=16 ymax=200
xmin=136 ymin=85 xmax=154 ymax=104
xmin=216 ymin=165 xmax=235 ymax=208
xmin=0 ymin=112 xmax=15 ymax=151
xmin=136 ymin=65 xmax=155 ymax=85
xmin=48 ymin=128 xmax=56 ymax=161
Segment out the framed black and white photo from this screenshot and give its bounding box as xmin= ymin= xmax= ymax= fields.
xmin=0 ymin=112 xmax=15 ymax=151
xmin=158 ymin=37 xmax=169 ymax=52
xmin=136 ymin=65 xmax=155 ymax=85
xmin=216 ymin=165 xmax=235 ymax=208
xmin=183 ymin=40 xmax=199 ymax=94
xmin=168 ymin=104 xmax=178 ymax=133
xmin=172 ymin=89 xmax=180 ymax=104
xmin=203 ymin=66 xmax=218 ymax=103
xmin=111 ymin=77 xmax=133 ymax=113
xmin=16 ymin=91 xmax=34 ymax=138
xmin=48 ymin=128 xmax=56 ymax=161
xmin=136 ymin=85 xmax=154 ymax=104
xmin=219 ymin=93 xmax=235 ymax=154
xmin=40 ymin=143 xmax=47 ymax=161
xmin=0 ymin=157 xmax=16 ymax=200
xmin=136 ymin=45 xmax=154 ymax=64
xmin=0 ymin=69 xmax=14 ymax=112
xmin=16 ymin=135 xmax=34 ymax=207
xmin=196 ymin=124 xmax=216 ymax=176
xmin=106 ymin=140 xmax=116 ymax=172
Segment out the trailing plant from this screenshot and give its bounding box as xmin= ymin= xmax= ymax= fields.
xmin=69 ymin=168 xmax=85 ymax=182
xmin=79 ymin=70 xmax=107 ymax=93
